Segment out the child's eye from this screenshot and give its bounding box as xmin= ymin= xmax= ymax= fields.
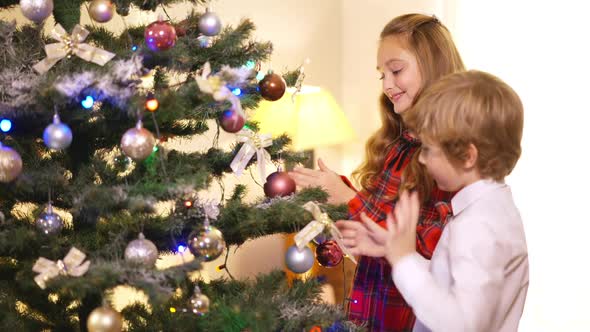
xmin=392 ymin=69 xmax=402 ymax=75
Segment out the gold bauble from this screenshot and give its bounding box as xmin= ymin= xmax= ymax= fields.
xmin=87 ymin=306 xmax=123 ymax=332
xmin=88 ymin=0 xmax=115 ymax=23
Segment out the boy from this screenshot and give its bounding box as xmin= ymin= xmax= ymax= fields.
xmin=338 ymin=70 xmax=528 ymax=331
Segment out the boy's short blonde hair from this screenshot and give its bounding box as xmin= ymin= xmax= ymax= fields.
xmin=404 ymin=70 xmax=524 ymax=180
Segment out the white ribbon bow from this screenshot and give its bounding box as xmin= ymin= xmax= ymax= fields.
xmin=295 ymin=202 xmax=357 ymax=264
xmin=33 ymin=24 xmax=116 ymax=74
xmin=230 ymin=128 xmax=272 ymax=181
xmin=32 ymin=247 xmax=91 ymax=289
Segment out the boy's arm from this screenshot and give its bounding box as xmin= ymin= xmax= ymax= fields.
xmin=393 ymin=220 xmax=509 ymax=332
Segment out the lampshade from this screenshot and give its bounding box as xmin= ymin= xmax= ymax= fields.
xmin=251 ymin=86 xmax=356 ymax=151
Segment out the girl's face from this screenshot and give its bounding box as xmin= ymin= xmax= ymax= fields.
xmin=377 ymin=35 xmax=423 ymax=114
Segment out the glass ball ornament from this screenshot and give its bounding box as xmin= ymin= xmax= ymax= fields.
xmin=218 ymin=108 xmax=245 ymax=133
xmin=0 ymin=143 xmax=22 ymax=183
xmin=315 ymin=240 xmax=343 ymax=267
xmin=285 ymin=244 xmax=314 ymax=274
xmin=198 ymin=9 xmax=222 ymax=36
xmin=120 ymin=120 xmax=156 ymax=161
xmin=189 ymin=286 xmax=210 ymax=315
xmin=35 ymin=204 xmax=64 ymax=236
xmin=197 ymin=35 xmax=214 ymax=48
xmin=43 ymin=114 xmax=73 ymax=150
xmin=187 ymin=225 xmax=226 ymax=261
xmin=86 ymin=306 xmax=123 ymax=332
xmin=258 ymin=72 xmax=286 ymax=101
xmin=145 ymin=18 xmax=177 ymax=51
xmin=88 ymin=0 xmax=115 ymax=23
xmin=20 ymin=0 xmax=53 ymax=23
xmin=124 ymin=233 xmax=158 ymax=267
xmin=263 ymin=170 xmax=296 ymax=198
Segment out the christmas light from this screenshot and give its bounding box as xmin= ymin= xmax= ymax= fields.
xmin=81 ymin=96 xmax=95 ymax=109
xmin=146 ymin=94 xmax=159 ymax=112
xmin=231 ymin=88 xmax=241 ymax=96
xmin=0 ymin=119 xmax=12 ymax=133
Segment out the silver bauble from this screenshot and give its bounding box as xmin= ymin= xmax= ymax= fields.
xmin=198 ymin=9 xmax=222 ymax=36
xmin=20 ymin=0 xmax=53 ymax=23
xmin=87 ymin=306 xmax=123 ymax=332
xmin=0 ymin=144 xmax=23 ymax=183
xmin=285 ymin=244 xmax=314 ymax=274
xmin=124 ymin=232 xmax=158 ymax=267
xmin=88 ymin=0 xmax=115 ymax=23
xmin=43 ymin=114 xmax=73 ymax=150
xmin=187 ymin=225 xmax=226 ymax=261
xmin=120 ymin=121 xmax=156 ymax=161
xmin=189 ymin=286 xmax=210 ymax=315
xmin=35 ymin=205 xmax=64 ymax=236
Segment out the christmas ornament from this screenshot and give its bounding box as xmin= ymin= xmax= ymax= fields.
xmin=189 ymin=286 xmax=210 ymax=315
xmin=219 ymin=108 xmax=245 ymax=133
xmin=87 ymin=306 xmax=123 ymax=332
xmin=263 ymin=168 xmax=296 ymax=198
xmin=35 ymin=203 xmax=64 ymax=236
xmin=20 ymin=0 xmax=53 ymax=23
xmin=259 ymin=72 xmax=286 ymax=101
xmin=124 ymin=232 xmax=158 ymax=267
xmin=0 ymin=143 xmax=22 ymax=183
xmin=285 ymin=244 xmax=314 ymax=274
xmin=145 ymin=18 xmax=177 ymax=51
xmin=32 ymin=247 xmax=90 ymax=289
xmin=230 ymin=128 xmax=272 ymax=182
xmin=33 ymin=24 xmax=115 ymax=74
xmin=198 ymin=8 xmax=222 ymax=36
xmin=43 ymin=113 xmax=72 ymax=150
xmin=315 ymin=240 xmax=343 ymax=267
xmin=295 ymin=202 xmax=357 ymax=264
xmin=120 ymin=120 xmax=156 ymax=161
xmin=197 ymin=35 xmax=214 ymax=48
xmin=187 ymin=225 xmax=226 ymax=261
xmin=88 ymin=0 xmax=115 ymax=23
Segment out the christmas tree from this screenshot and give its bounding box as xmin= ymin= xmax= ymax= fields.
xmin=0 ymin=1 xmax=360 ymax=331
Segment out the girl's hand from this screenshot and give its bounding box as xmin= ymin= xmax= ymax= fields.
xmin=289 ymin=158 xmax=356 ymax=204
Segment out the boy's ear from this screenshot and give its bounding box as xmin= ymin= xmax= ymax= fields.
xmin=464 ymin=143 xmax=478 ymax=169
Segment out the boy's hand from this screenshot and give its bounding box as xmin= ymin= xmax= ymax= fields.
xmin=289 ymin=158 xmax=356 ymax=204
xmin=335 ymin=217 xmax=387 ymax=258
xmin=356 ymin=191 xmax=419 ymax=266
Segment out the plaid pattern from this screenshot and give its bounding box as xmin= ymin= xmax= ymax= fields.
xmin=347 ymin=131 xmax=453 ymax=331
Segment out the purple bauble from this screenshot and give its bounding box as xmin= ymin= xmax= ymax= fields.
xmin=315 ymin=240 xmax=343 ymax=267
xmin=219 ymin=109 xmax=245 ymax=133
xmin=145 ymin=20 xmax=177 ymax=51
xmin=263 ymin=171 xmax=296 ymax=198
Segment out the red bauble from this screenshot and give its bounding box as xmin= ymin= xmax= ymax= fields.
xmin=145 ymin=20 xmax=177 ymax=51
xmin=263 ymin=171 xmax=296 ymax=198
xmin=219 ymin=109 xmax=245 ymax=133
xmin=315 ymin=240 xmax=343 ymax=267
xmin=258 ymin=73 xmax=286 ymax=101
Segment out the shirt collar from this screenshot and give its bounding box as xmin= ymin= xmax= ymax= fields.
xmin=450 ymin=179 xmax=506 ymax=216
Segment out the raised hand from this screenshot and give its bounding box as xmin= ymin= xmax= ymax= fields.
xmin=289 ymin=158 xmax=356 ymax=204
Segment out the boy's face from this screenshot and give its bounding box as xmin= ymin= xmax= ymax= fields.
xmin=418 ymin=140 xmax=467 ymax=192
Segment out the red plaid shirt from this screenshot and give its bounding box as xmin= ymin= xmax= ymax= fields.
xmin=347 ymin=131 xmax=453 ymax=331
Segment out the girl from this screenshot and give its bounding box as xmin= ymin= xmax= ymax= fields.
xmin=289 ymin=14 xmax=465 ymax=331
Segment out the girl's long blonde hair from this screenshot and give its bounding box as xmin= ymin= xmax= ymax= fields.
xmin=352 ymin=14 xmax=465 ymax=200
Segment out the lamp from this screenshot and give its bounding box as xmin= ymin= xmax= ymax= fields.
xmin=252 ymin=85 xmax=355 ymax=167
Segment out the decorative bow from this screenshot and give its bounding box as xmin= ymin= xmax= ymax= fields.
xmin=230 ymin=128 xmax=272 ymax=181
xmin=33 ymin=24 xmax=115 ymax=74
xmin=195 ymin=62 xmax=244 ymax=117
xmin=295 ymin=202 xmax=357 ymax=264
xmin=32 ymin=247 xmax=91 ymax=289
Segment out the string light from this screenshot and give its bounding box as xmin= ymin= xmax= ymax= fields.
xmin=0 ymin=119 xmax=12 ymax=133
xmin=81 ymin=96 xmax=95 ymax=109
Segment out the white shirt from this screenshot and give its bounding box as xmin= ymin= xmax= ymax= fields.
xmin=393 ymin=179 xmax=529 ymax=332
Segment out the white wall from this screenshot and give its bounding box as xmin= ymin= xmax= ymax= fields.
xmin=451 ymin=1 xmax=590 ymax=331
